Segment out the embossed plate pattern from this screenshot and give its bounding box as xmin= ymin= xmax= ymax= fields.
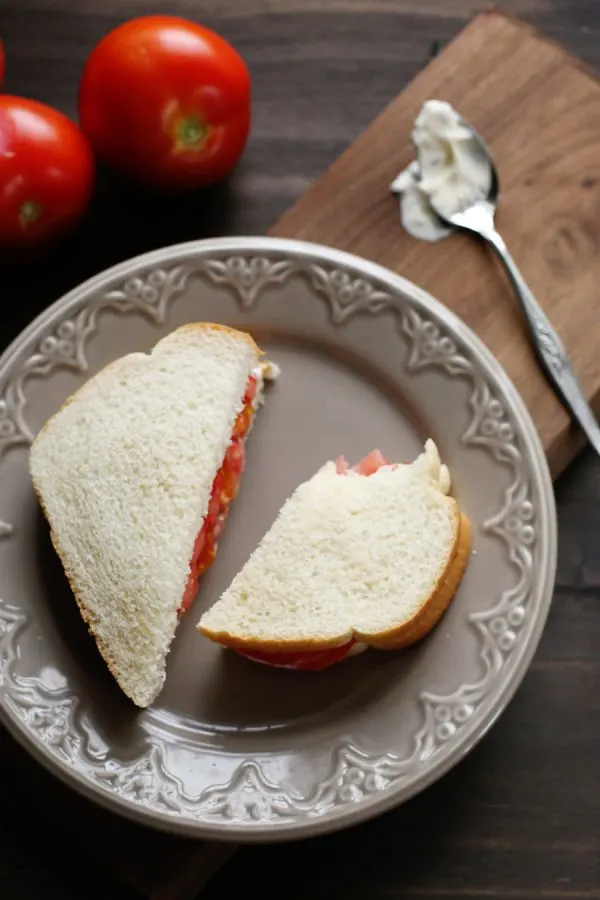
xmin=0 ymin=237 xmax=556 ymax=841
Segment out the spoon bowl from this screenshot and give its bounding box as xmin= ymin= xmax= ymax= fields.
xmin=438 ymin=119 xmax=499 ymax=234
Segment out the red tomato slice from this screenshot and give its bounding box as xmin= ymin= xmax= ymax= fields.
xmin=243 ymin=375 xmax=257 ymax=406
xmin=238 ymin=640 xmax=355 ymax=671
xmin=352 ymin=449 xmax=388 ymax=475
xmin=335 ymin=449 xmax=390 ymax=476
xmin=335 ymin=455 xmax=349 ymax=474
xmin=178 ymin=378 xmax=255 ymax=615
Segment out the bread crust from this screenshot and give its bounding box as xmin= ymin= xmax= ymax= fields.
xmin=31 ymin=323 xmax=262 ymax=448
xmin=365 ymin=513 xmax=471 ymax=650
xmin=197 ymin=627 xmax=356 ymax=654
xmin=174 ymin=322 xmax=261 ymax=354
xmin=198 ymin=509 xmax=472 ymax=656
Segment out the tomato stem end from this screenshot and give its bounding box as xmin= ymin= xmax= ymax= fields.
xmin=19 ymin=200 xmax=43 ymax=228
xmin=176 ymin=115 xmax=209 ymax=150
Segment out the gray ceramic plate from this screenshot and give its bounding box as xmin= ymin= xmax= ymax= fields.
xmin=0 ymin=237 xmax=556 ymax=842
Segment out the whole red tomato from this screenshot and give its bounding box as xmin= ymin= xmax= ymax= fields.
xmin=0 ymin=96 xmax=94 ymax=250
xmin=78 ymin=16 xmax=251 ymax=190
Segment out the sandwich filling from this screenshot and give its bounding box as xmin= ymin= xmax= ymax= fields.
xmin=178 ymin=372 xmax=260 ymax=616
xmin=234 ymin=449 xmax=395 ymax=671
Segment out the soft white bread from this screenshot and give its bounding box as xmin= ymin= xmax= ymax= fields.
xmin=197 ymin=440 xmax=471 ymax=655
xmin=30 ymin=324 xmax=262 ymax=707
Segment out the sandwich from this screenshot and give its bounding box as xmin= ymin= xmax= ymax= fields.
xmin=197 ymin=440 xmax=471 ymax=670
xmin=29 ymin=323 xmax=278 ymax=707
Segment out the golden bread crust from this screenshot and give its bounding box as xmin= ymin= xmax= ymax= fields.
xmin=198 ymin=508 xmax=472 ymax=656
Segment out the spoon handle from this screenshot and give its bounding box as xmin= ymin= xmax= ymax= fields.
xmin=484 ymin=228 xmax=600 ymax=458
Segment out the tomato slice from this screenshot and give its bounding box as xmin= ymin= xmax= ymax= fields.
xmin=238 ymin=639 xmax=356 ymax=671
xmin=352 ymin=449 xmax=388 ymax=475
xmin=178 ymin=376 xmax=256 ymax=616
xmin=335 ymin=455 xmax=349 ymax=474
xmin=336 ymin=449 xmax=389 ymax=476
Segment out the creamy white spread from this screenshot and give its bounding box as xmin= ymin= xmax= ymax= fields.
xmin=260 ymin=359 xmax=281 ymax=382
xmin=251 ymin=359 xmax=280 ymax=411
xmin=419 ymin=438 xmax=451 ymax=494
xmin=390 ymin=100 xmax=492 ymax=242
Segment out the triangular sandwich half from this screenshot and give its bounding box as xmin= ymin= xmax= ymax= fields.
xmin=30 ymin=323 xmax=277 ymax=705
xmin=197 ymin=440 xmax=471 ymax=670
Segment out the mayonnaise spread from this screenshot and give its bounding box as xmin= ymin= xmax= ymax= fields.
xmin=391 ymin=100 xmax=491 ymax=242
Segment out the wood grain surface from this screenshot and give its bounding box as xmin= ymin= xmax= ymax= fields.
xmin=1 ymin=2 xmax=600 ymax=900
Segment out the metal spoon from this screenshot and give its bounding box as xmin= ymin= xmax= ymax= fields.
xmin=408 ymin=122 xmax=600 ymax=458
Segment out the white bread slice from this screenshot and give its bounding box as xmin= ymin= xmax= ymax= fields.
xmin=30 ymin=324 xmax=263 ymax=707
xmin=197 ymin=441 xmax=471 ymax=655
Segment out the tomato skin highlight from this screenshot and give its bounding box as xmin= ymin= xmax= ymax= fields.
xmin=0 ymin=96 xmax=94 ymax=250
xmin=78 ymin=16 xmax=251 ymax=190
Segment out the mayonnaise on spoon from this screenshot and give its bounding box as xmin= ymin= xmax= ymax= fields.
xmin=390 ymin=100 xmax=492 ymax=242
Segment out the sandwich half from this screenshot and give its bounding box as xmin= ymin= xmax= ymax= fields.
xmin=197 ymin=440 xmax=471 ymax=670
xmin=30 ymin=323 xmax=278 ymax=706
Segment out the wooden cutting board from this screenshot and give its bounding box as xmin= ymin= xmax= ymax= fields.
xmin=272 ymin=8 xmax=600 ymax=479
xmin=4 ymin=9 xmax=599 ymax=900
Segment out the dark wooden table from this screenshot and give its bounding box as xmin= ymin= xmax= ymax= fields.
xmin=2 ymin=1 xmax=600 ymax=898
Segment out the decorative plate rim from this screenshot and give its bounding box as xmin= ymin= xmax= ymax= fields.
xmin=0 ymin=236 xmax=557 ymax=842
